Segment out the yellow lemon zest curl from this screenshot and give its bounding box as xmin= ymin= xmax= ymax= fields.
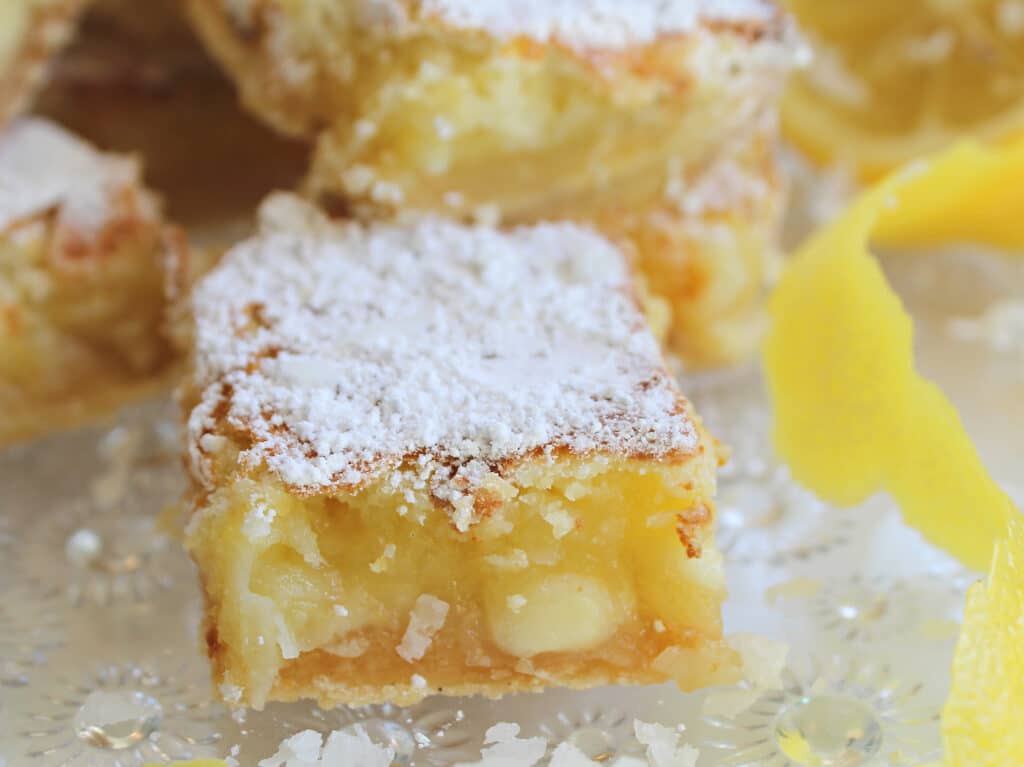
xmin=763 ymin=141 xmax=1022 ymax=571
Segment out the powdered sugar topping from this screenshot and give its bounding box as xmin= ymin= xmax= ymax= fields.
xmin=419 ymin=0 xmax=777 ymax=50
xmin=189 ymin=196 xmax=697 ymax=496
xmin=0 ymin=117 xmax=139 ymax=235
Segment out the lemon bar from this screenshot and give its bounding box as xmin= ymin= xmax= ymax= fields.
xmin=182 ymin=195 xmax=737 ymax=709
xmin=594 ymin=118 xmax=784 ymax=365
xmin=185 ymin=0 xmax=792 ymax=365
xmin=185 ymin=0 xmax=790 ymax=217
xmin=0 ymin=0 xmax=87 ymax=127
xmin=0 ymin=118 xmax=184 ymax=445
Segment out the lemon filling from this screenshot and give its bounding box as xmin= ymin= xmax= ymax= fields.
xmin=189 ymin=454 xmax=727 ymax=708
xmin=311 ymin=32 xmax=774 ymax=222
xmin=184 ymin=204 xmax=737 ymax=707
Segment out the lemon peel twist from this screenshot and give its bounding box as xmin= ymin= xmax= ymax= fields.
xmin=763 ymin=140 xmax=1022 ymax=571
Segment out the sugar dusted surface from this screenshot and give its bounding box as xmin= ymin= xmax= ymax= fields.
xmin=189 ymin=196 xmax=698 ymax=496
xmin=0 ymin=117 xmax=137 ymax=235
xmin=419 ymin=0 xmax=777 ymax=50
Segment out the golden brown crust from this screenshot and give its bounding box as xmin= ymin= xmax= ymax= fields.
xmin=198 ymin=560 xmax=739 ymax=710
xmin=270 ymin=644 xmax=741 ymax=709
xmin=676 ymin=504 xmax=713 ymax=558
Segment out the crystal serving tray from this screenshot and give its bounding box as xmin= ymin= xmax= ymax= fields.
xmin=1 ymin=247 xmax=1021 ymax=766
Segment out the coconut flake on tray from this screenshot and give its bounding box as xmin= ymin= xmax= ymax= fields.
xmin=255 ymin=719 xmax=700 ymax=766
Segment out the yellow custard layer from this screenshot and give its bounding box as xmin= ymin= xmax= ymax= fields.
xmin=0 ymin=212 xmax=174 ymax=444
xmin=188 ymin=450 xmax=736 ymax=709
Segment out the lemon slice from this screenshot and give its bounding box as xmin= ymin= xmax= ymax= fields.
xmin=763 ymin=140 xmax=1020 ymax=571
xmin=782 ymin=0 xmax=1024 ymax=178
xmin=943 ymin=516 xmax=1024 ymax=765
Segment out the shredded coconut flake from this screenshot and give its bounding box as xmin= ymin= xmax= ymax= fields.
xmin=325 ymin=636 xmax=371 ymax=658
xmin=419 ymin=0 xmax=776 ymax=51
xmin=451 ymin=721 xmax=699 ymax=767
xmin=541 ymin=507 xmax=577 ymax=539
xmin=369 ymin=543 xmax=397 ymax=573
xmin=258 ymin=729 xmax=323 ymax=767
xmin=549 ymin=741 xmax=601 ymax=767
xmin=701 ymin=686 xmax=762 ymax=719
xmin=728 ymin=633 xmax=788 ymax=689
xmin=242 ymin=501 xmax=277 ymax=541
xmin=454 ymin=723 xmax=547 ymax=767
xmin=259 ymin=725 xmax=395 ymax=767
xmin=219 ymin=683 xmax=244 ymax=704
xmin=396 ymin=594 xmax=450 ymax=662
xmin=634 ymin=721 xmax=699 ymax=767
xmin=322 ymin=727 xmax=395 ymax=767
xmin=189 ymin=197 xmax=697 ymax=507
xmin=484 ymin=549 xmax=529 ymax=569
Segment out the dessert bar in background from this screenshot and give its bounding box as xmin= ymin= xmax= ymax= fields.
xmin=0 ymin=118 xmax=185 ymax=445
xmin=180 ymin=195 xmax=736 ymax=709
xmin=186 ymin=0 xmax=794 ymax=366
xmin=35 ymin=0 xmax=310 ymax=234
